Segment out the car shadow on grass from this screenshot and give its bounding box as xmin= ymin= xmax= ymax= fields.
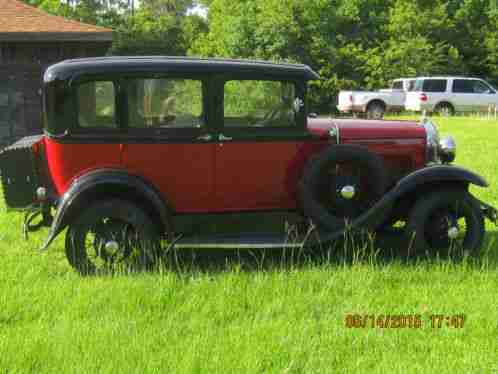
xmin=159 ymin=229 xmax=498 ymax=274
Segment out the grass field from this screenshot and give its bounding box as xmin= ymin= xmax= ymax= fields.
xmin=1 ymin=115 xmax=497 ymax=373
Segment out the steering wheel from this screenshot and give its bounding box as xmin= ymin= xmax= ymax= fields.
xmin=255 ymin=108 xmax=280 ymax=127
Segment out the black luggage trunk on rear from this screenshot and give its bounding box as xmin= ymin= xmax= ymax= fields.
xmin=0 ymin=135 xmax=43 ymax=209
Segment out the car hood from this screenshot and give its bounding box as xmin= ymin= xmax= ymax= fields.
xmin=308 ymin=118 xmax=426 ymax=140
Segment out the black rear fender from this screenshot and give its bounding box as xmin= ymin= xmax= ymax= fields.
xmin=40 ymin=169 xmax=173 ymax=251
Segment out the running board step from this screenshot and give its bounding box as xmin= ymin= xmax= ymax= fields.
xmin=173 ymin=233 xmax=307 ymax=249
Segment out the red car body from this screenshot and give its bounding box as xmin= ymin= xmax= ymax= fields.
xmin=42 ymin=118 xmax=426 ymax=213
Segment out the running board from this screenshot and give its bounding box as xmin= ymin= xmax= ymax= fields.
xmin=173 ymin=233 xmax=307 ymax=249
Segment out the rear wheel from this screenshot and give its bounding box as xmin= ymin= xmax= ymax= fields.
xmin=404 ymin=190 xmax=484 ymax=257
xmin=65 ymin=199 xmax=161 ymax=275
xmin=435 ymin=102 xmax=455 ymax=117
xmin=366 ymin=102 xmax=385 ymax=120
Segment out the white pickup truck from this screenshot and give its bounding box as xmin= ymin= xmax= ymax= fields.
xmin=337 ymin=78 xmax=415 ymax=119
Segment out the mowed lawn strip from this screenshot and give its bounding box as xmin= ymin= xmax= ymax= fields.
xmin=0 ymin=115 xmax=497 ymax=372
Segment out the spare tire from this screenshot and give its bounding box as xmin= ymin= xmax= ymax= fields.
xmin=298 ymin=144 xmax=389 ymax=232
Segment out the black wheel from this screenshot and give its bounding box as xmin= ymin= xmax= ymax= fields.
xmin=435 ymin=102 xmax=455 ymax=117
xmin=65 ymin=199 xmax=161 ymax=275
xmin=366 ymin=102 xmax=385 ymax=120
xmin=299 ymin=145 xmax=389 ymax=232
xmin=405 ymin=190 xmax=484 ymax=257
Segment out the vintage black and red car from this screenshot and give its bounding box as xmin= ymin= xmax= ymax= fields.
xmin=0 ymin=57 xmax=496 ymax=274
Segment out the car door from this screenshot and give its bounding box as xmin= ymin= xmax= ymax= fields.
xmin=121 ymin=74 xmax=216 ymax=213
xmin=213 ymin=76 xmax=308 ymax=211
xmin=453 ymin=79 xmax=484 ymax=112
xmin=473 ymin=80 xmax=498 ymax=111
xmin=451 ymin=79 xmax=495 ymax=112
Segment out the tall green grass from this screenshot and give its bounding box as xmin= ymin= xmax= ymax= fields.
xmin=0 ymin=115 xmax=497 ymax=373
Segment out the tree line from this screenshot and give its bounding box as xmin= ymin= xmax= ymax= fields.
xmin=25 ymin=0 xmax=498 ymax=112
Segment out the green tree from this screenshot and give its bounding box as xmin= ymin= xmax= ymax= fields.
xmin=193 ymin=0 xmax=498 ymax=111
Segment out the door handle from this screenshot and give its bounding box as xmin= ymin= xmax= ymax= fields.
xmin=218 ymin=134 xmax=233 ymax=141
xmin=196 ymin=133 xmax=213 ymax=141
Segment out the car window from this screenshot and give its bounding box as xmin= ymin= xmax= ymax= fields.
xmin=422 ymin=79 xmax=447 ymax=92
xmin=407 ymin=80 xmax=416 ymax=91
xmin=452 ymin=79 xmax=473 ymax=93
xmin=127 ymin=78 xmax=204 ymax=129
xmin=224 ymin=80 xmax=297 ymax=128
xmin=453 ymin=79 xmax=494 ymax=94
xmin=76 ymin=81 xmax=116 ymax=129
xmin=392 ymin=81 xmax=403 ymax=90
xmin=472 ymin=80 xmax=493 ymax=94
xmin=413 ymin=79 xmax=423 ymax=91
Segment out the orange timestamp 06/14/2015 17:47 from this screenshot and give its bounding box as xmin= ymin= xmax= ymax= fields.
xmin=344 ymin=314 xmax=466 ymax=329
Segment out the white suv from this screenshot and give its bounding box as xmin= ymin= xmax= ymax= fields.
xmin=405 ymin=77 xmax=498 ymax=115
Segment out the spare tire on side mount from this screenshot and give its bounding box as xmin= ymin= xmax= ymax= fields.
xmin=298 ymin=144 xmax=389 ymax=233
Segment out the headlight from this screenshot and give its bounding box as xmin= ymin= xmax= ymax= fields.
xmin=423 ymin=118 xmax=440 ymax=163
xmin=439 ymin=136 xmax=456 ymax=163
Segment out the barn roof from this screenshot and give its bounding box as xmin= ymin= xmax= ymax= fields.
xmin=0 ymin=0 xmax=112 ymax=42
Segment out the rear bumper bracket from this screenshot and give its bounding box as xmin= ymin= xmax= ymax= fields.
xmin=479 ymin=200 xmax=498 ymax=225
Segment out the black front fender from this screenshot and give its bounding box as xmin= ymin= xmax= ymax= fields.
xmin=40 ymin=169 xmax=172 ymax=251
xmin=394 ymin=164 xmax=488 ymax=194
xmin=315 ymin=165 xmax=488 ymax=243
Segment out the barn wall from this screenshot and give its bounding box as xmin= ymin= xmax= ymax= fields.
xmin=0 ymin=41 xmax=110 ymax=146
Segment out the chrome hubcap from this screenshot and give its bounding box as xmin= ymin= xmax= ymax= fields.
xmin=447 ymin=226 xmax=459 ymax=240
xmin=105 ymin=240 xmax=119 ymax=252
xmin=340 ymin=185 xmax=355 ymax=200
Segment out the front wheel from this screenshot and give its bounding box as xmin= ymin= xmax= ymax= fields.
xmin=404 ymin=190 xmax=484 ymax=257
xmin=65 ymin=199 xmax=161 ymax=275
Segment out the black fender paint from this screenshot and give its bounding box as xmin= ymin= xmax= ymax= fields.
xmin=313 ymin=164 xmax=488 ymax=244
xmin=40 ymin=169 xmax=172 ymax=251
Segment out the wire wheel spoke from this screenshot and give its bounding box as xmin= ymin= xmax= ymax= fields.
xmin=83 ymin=218 xmax=141 ymax=271
xmin=425 ymin=203 xmax=467 ymax=250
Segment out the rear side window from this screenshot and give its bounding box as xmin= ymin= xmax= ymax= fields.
xmin=392 ymin=81 xmax=403 ymax=90
xmin=76 ymin=81 xmax=116 ymax=129
xmin=422 ymin=79 xmax=447 ymax=92
xmin=452 ymin=80 xmax=472 ymax=93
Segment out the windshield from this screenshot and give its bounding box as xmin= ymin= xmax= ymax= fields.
xmin=392 ymin=81 xmax=403 ymax=90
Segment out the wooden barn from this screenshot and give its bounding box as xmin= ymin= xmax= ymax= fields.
xmin=0 ymin=0 xmax=112 ymax=146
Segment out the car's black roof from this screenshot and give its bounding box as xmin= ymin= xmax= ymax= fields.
xmin=44 ymin=56 xmax=320 ymax=82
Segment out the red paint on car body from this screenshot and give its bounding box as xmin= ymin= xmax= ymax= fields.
xmin=42 ymin=117 xmax=427 ymax=213
xmin=44 ymin=138 xmax=122 ymax=194
xmin=122 ymin=143 xmax=216 ymax=213
xmin=307 ymin=117 xmax=427 ymax=170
